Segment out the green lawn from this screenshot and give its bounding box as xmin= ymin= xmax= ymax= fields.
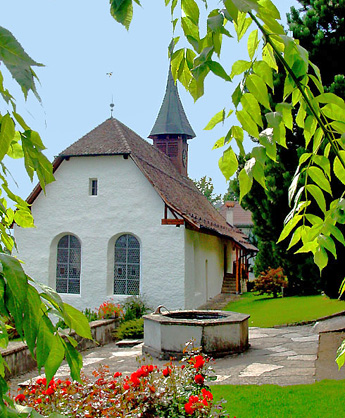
xmin=224 ymin=292 xmax=345 ymax=327
xmin=212 ymin=380 xmax=345 ymax=418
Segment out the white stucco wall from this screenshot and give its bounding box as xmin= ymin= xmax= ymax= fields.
xmin=14 ymin=155 xmax=186 ymax=312
xmin=184 ymin=229 xmax=230 ymax=309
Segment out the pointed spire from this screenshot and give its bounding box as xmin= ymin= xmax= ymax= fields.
xmin=149 ymin=70 xmax=196 ymax=139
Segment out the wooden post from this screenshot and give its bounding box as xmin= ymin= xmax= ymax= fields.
xmin=236 ymin=247 xmax=239 ymax=293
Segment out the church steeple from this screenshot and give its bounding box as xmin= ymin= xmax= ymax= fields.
xmin=149 ymin=69 xmax=195 ymax=176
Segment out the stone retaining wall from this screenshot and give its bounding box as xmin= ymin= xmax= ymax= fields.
xmin=1 ymin=319 xmax=117 ymax=379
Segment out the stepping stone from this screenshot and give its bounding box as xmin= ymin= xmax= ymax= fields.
xmin=240 ymin=363 xmax=283 ymax=377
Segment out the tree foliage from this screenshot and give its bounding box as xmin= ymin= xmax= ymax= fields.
xmin=235 ymin=0 xmax=345 ymax=297
xmin=110 ymin=0 xmax=345 ymax=367
xmin=193 ymin=176 xmax=223 ymax=205
xmin=0 ymin=26 xmax=91 ymax=416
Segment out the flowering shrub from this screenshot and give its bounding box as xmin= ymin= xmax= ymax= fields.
xmin=253 ymin=266 xmax=288 ymax=298
xmin=12 ymin=349 xmax=231 ymax=417
xmin=96 ymin=299 xmax=123 ymax=320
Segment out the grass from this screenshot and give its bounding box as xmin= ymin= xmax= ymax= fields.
xmin=224 ymin=292 xmax=345 ymax=327
xmin=212 ymin=380 xmax=345 ymax=418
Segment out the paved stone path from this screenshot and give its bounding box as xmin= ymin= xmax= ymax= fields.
xmin=10 ymin=318 xmax=345 ymax=390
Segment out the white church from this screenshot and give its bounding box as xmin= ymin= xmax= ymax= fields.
xmin=14 ymin=71 xmax=256 ymax=312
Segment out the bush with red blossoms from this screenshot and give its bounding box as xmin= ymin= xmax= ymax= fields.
xmin=11 ymin=349 xmax=231 ymax=417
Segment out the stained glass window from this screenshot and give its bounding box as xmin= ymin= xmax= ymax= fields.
xmin=56 ymin=235 xmax=81 ymax=294
xmin=114 ymin=234 xmax=140 ymax=295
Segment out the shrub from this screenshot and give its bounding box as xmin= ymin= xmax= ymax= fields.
xmin=12 ymin=349 xmax=230 ymax=417
xmin=253 ymin=266 xmax=288 ymax=298
xmin=121 ymin=295 xmax=151 ymax=321
xmin=97 ymin=299 xmax=123 ymax=320
xmin=115 ymin=317 xmax=144 ymax=340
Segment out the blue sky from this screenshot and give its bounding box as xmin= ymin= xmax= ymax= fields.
xmin=2 ymin=0 xmax=300 ymax=200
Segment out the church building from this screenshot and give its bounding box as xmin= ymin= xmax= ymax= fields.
xmin=13 ymin=71 xmax=256 ymax=312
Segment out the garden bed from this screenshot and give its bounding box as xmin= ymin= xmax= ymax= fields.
xmin=1 ymin=319 xmax=117 ymax=379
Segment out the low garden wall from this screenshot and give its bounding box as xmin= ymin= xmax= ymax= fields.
xmin=1 ymin=319 xmax=117 ymax=379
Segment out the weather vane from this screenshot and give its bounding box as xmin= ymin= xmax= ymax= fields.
xmin=107 ymin=72 xmax=114 ymax=117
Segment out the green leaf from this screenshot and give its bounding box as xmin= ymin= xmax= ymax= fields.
xmin=276 ymin=102 xmax=293 ymax=130
xmin=236 ymin=109 xmax=259 ymax=138
xmin=218 ymin=147 xmax=238 ymax=181
xmin=13 ymin=208 xmax=34 ymax=228
xmin=0 ymin=26 xmax=43 ymax=99
xmin=258 ymin=0 xmax=280 ymax=19
xmin=314 ymin=246 xmax=328 ymax=272
xmin=207 ymin=61 xmax=231 ymax=81
xmin=204 ymin=109 xmax=225 ymax=130
xmin=240 ymin=93 xmax=262 ymax=127
xmin=181 ymin=0 xmax=199 ymax=25
xmin=22 ymin=285 xmax=42 ymax=355
xmin=336 ymin=340 xmax=345 ymax=369
xmin=212 ymin=137 xmax=225 ymax=149
xmin=110 ymin=0 xmax=134 ymax=30
xmin=234 ymin=12 xmax=252 ymax=41
xmin=238 ymin=167 xmax=253 ymax=202
xmin=232 ymin=0 xmax=259 ymax=12
xmin=232 ymin=82 xmax=244 ymax=107
xmin=288 ymin=169 xmax=300 ymax=206
xmin=277 ymin=215 xmax=302 ymax=243
xmin=44 ymin=335 xmax=65 ymax=385
xmin=63 ymin=303 xmax=92 ymax=339
xmin=262 ymin=43 xmax=277 ymax=71
xmin=318 ymin=235 xmax=337 ymax=259
xmin=328 ymin=224 xmax=345 ymax=246
xmin=252 ymin=160 xmax=266 ymax=189
xmin=333 ymin=150 xmax=345 ymax=185
xmin=247 ymin=29 xmax=259 ymax=60
xmin=306 ymin=184 xmax=326 ymax=214
xmin=253 ymin=60 xmax=274 ymax=90
xmin=0 ymin=114 xmax=15 ymax=162
xmin=36 ymin=316 xmax=55 ymax=371
xmin=308 ymin=166 xmax=332 ymax=195
xmin=322 ymin=103 xmax=345 ymax=124
xmin=63 ymin=341 xmax=83 ymax=382
xmin=312 ymin=155 xmax=331 ymax=179
xmin=246 ymin=74 xmax=271 ymax=109
xmin=259 ymin=128 xmax=276 ymax=161
xmin=265 ymin=111 xmax=282 ymax=128
xmin=230 ymin=60 xmax=251 ymax=78
xmin=304 ymin=115 xmax=317 ymax=147
xmin=316 ymin=93 xmax=345 ymax=109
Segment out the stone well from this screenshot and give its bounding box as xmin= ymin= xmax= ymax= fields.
xmin=143 ymin=310 xmax=250 ymax=360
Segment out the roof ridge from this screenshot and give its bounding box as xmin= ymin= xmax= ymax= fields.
xmin=133 ymin=154 xmax=198 ymax=194
xmin=110 ymin=118 xmax=131 ymax=149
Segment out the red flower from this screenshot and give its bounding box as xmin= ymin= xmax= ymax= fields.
xmin=123 ymin=382 xmax=130 ymax=391
xmin=129 ymin=372 xmax=140 ymax=387
xmin=34 ymin=398 xmax=42 ymax=404
xmin=64 ymin=380 xmax=71 ymax=386
xmin=201 ymin=388 xmax=213 ymax=401
xmin=45 ymin=387 xmax=55 ymax=396
xmin=194 ymin=374 xmax=205 ymax=385
xmin=185 ymin=401 xmax=195 ymax=415
xmin=162 ymin=367 xmax=171 ymax=377
xmin=192 ymin=355 xmax=205 ymax=369
xmin=113 ymin=372 xmax=122 ymax=378
xmin=14 ymin=394 xmax=25 ymax=403
xmin=36 ymin=378 xmax=47 ymax=386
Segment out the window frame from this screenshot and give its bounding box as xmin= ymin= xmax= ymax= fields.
xmin=56 ymin=234 xmax=81 ymax=294
xmin=114 ymin=234 xmax=140 ymax=295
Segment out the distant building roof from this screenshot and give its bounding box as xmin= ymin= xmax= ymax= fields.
xmin=219 ymin=201 xmax=253 ymax=227
xmin=27 ymin=118 xmax=255 ymax=252
xmin=148 ymin=71 xmax=196 ymax=139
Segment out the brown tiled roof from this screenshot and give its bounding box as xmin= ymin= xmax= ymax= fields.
xmin=219 ymin=201 xmax=253 ymax=227
xmin=27 ymin=118 xmax=256 ymax=252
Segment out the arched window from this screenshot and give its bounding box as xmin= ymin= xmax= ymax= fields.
xmin=56 ymin=235 xmax=81 ymax=294
xmin=114 ymin=234 xmax=140 ymax=295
